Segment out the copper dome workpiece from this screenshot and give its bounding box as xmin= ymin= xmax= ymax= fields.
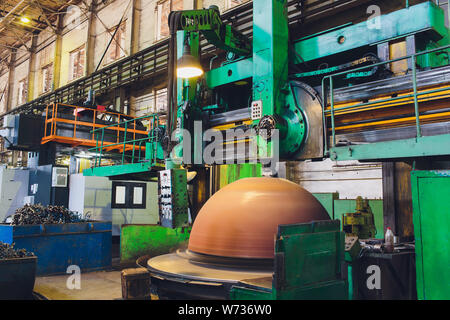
xmin=188 ymin=177 xmax=330 ymax=259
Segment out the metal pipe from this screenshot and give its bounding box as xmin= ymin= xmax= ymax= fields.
xmin=99 ymin=129 xmax=105 ymax=166
xmin=323 ymin=44 xmax=450 ymax=116
xmin=324 ymin=86 xmax=450 ymax=114
xmin=122 ymin=122 xmax=128 ymax=164
xmin=412 ymin=56 xmax=422 ymax=137
xmin=94 ymin=132 xmax=99 ymax=167
xmin=95 ymin=22 xmax=122 ymax=73
xmin=87 ymin=136 xmax=151 ymax=153
xmin=330 ymin=77 xmax=336 ymax=147
xmin=448 ymin=0 xmax=450 ymax=30
xmin=321 ymin=77 xmax=328 ymax=154
xmin=323 ymin=41 xmax=450 ymax=149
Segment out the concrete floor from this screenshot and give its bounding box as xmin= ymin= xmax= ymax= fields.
xmin=34 ymin=270 xmax=123 ymax=300
xmin=33 ymin=238 xmax=127 ymax=300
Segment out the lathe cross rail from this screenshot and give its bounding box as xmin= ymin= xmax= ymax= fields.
xmin=322 ymin=43 xmax=450 ymax=161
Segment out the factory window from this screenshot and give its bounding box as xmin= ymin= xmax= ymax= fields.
xmin=155 ymin=88 xmax=167 ymax=112
xmin=111 ymin=181 xmax=147 ymax=209
xmin=69 ymin=45 xmax=85 ymax=81
xmin=135 ymin=91 xmax=155 ymax=118
xmin=105 ymin=21 xmax=127 ymax=65
xmin=156 ymin=0 xmax=184 ymax=40
xmin=41 ymin=63 xmax=53 ymax=94
xmin=17 ymin=78 xmax=28 ymax=105
xmin=134 ymin=88 xmax=167 ymax=125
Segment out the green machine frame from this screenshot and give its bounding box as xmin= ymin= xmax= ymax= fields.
xmin=411 ymin=170 xmax=450 ymax=300
xmin=321 ymin=2 xmax=450 ymax=162
xmin=229 ymin=220 xmax=347 ymax=300
xmin=81 ymin=1 xmax=450 ymax=301
xmin=171 ymin=0 xmax=307 ymax=164
xmin=84 ymin=1 xmax=450 ymax=176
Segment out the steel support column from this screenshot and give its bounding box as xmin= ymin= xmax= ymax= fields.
xmin=130 ymin=0 xmax=142 ymax=55
xmin=382 ymin=160 xmax=440 ymax=241
xmin=85 ymin=0 xmax=98 ymax=76
xmin=6 ymin=49 xmax=17 ymax=112
xmin=27 ymin=33 xmax=38 ymax=101
xmin=52 ymin=15 xmax=64 ymax=90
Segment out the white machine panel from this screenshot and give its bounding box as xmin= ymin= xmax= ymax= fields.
xmin=251 ymin=100 xmax=263 ymax=120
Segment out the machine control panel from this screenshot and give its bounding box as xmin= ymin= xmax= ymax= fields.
xmin=251 ymin=100 xmax=263 ymax=120
xmin=158 ymin=169 xmax=189 ymax=228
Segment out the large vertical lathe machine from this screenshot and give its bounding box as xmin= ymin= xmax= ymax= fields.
xmin=84 ymin=0 xmax=450 ymax=300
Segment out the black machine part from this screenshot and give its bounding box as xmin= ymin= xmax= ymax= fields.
xmin=146 ymin=250 xmax=272 ymax=300
xmin=289 ymin=81 xmax=324 ymax=160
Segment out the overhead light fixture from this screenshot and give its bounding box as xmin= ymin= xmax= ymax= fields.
xmin=20 ymin=16 xmax=31 ymax=23
xmin=177 ymin=42 xmax=203 ymax=79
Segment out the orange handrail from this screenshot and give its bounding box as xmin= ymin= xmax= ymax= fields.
xmin=41 ymin=103 xmax=148 ymax=154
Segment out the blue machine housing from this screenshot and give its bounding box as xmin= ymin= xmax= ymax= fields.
xmin=0 ymin=221 xmax=112 ymax=275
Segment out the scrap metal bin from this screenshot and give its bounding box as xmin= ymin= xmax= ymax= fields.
xmin=0 ymin=222 xmax=112 ymax=275
xmin=0 ymin=256 xmax=37 ymax=299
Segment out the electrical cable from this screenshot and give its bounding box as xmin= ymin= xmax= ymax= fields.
xmin=94 ymin=0 xmax=133 ymax=72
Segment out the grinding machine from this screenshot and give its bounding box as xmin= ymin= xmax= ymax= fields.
xmin=83 ymin=0 xmax=450 ymax=300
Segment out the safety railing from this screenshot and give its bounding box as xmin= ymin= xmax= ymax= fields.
xmin=42 ymin=103 xmax=149 ymax=149
xmin=88 ymin=114 xmax=161 ymax=168
xmin=321 ymin=43 xmax=450 ymax=154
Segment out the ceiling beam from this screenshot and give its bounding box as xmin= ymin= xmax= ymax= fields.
xmin=32 ymin=0 xmax=58 ymax=33
xmin=0 ymin=0 xmax=28 ymax=22
xmin=8 ymin=27 xmax=31 ymax=51
xmin=0 ymin=2 xmax=33 ymax=38
xmin=11 ymin=20 xmax=47 ymax=31
xmin=0 ymin=43 xmax=29 ymax=52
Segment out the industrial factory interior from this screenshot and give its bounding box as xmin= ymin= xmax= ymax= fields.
xmin=0 ymin=0 xmax=449 ymax=307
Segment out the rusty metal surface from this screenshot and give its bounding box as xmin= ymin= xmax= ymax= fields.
xmin=0 ymin=242 xmax=34 ymax=259
xmin=10 ymin=204 xmax=86 ymax=225
xmin=188 ymin=177 xmax=330 ymax=259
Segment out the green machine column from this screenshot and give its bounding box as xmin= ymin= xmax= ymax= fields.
xmin=252 ymin=0 xmax=288 ymax=116
xmin=252 ymin=0 xmax=288 ymax=160
xmin=173 ymin=30 xmax=201 ymax=165
xmin=252 ymin=0 xmax=306 ymax=159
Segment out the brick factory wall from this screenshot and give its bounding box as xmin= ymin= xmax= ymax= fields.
xmin=60 ymin=17 xmax=89 ymax=86
xmin=281 ymin=159 xmax=383 ymax=199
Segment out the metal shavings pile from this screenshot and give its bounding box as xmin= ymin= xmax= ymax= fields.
xmin=0 ymin=242 xmax=34 ymax=259
xmin=10 ymin=204 xmax=86 ymax=226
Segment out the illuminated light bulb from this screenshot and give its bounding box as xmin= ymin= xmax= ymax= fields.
xmin=176 ymin=43 xmax=203 ymax=79
xmin=177 ymin=66 xmax=203 ymax=79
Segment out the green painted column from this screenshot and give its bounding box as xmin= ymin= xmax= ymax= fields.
xmin=252 ymin=0 xmax=289 ymax=116
xmin=252 ymin=0 xmax=289 ymax=160
xmin=173 ymin=31 xmax=201 ymax=164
